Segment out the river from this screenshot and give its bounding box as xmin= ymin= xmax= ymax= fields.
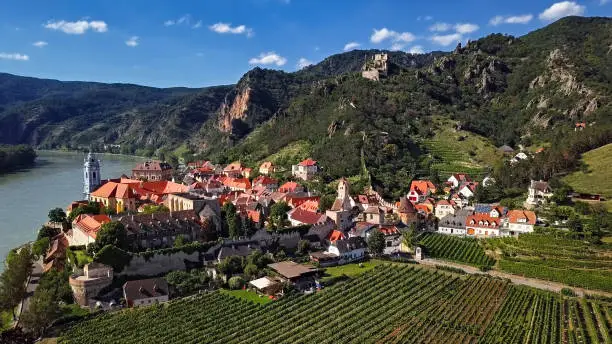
xmin=0 ymin=151 xmax=143 ymax=263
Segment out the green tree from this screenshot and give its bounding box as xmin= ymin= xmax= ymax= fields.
xmin=367 ymin=229 xmax=385 ymax=256
xmin=173 ymin=235 xmax=186 ymax=247
xmin=0 ymin=246 xmax=33 ymax=320
xmin=243 ymin=263 xmax=259 ymax=280
xmin=95 ymin=222 xmax=128 ymax=250
xmin=32 ymin=237 xmax=50 ymax=259
xmin=297 ymin=240 xmax=310 ymax=255
xmin=217 ymin=256 xmax=244 ymax=277
xmin=19 ymin=289 xmax=60 ymax=337
xmin=228 ymin=276 xmax=245 ymax=290
xmin=38 ymin=269 xmax=73 ymax=304
xmin=48 ymin=208 xmax=67 ymax=224
xmin=37 ymin=226 xmax=59 ymax=241
xmin=246 ymin=250 xmax=272 ymax=269
xmin=142 ymin=204 xmax=170 ymax=215
xmin=268 ymin=202 xmax=291 ymax=230
xmin=67 ymin=202 xmax=102 ymax=222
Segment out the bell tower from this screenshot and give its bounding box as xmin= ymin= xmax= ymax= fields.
xmin=83 ymin=151 xmax=101 ymax=199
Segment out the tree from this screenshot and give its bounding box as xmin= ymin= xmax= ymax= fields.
xmin=246 ymin=250 xmax=272 ymax=269
xmin=243 ymin=263 xmax=259 ymax=280
xmin=95 ymin=222 xmax=128 ymax=250
xmin=37 ymin=226 xmax=59 ymax=241
xmin=32 ymin=238 xmax=50 ymax=259
xmin=297 ymin=240 xmax=310 ymax=255
xmin=142 ymin=204 xmax=170 ymax=215
xmin=268 ymin=202 xmax=291 ymax=230
xmin=401 ymin=229 xmax=417 ymax=252
xmin=20 ymin=289 xmax=60 ymax=338
xmin=367 ymin=229 xmax=385 ymax=256
xmin=228 ymin=276 xmax=245 ymax=290
xmin=217 ymin=256 xmax=244 ymax=277
xmin=173 ymin=235 xmax=186 ymax=248
xmin=47 ymin=208 xmax=66 ymax=224
xmin=0 ymin=246 xmax=33 ymax=320
xmin=37 ymin=269 xmax=73 ymax=304
xmin=67 ymin=202 xmax=102 ymax=222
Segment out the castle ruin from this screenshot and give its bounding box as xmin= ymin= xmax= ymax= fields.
xmin=361 ymin=53 xmax=388 ymax=81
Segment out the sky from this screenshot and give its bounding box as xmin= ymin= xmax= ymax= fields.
xmin=0 ymin=0 xmax=610 ymax=88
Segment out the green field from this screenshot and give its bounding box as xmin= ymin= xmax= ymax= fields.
xmin=486 ymin=233 xmax=612 ymax=292
xmin=58 ymin=265 xmax=612 ymax=344
xmin=322 ymin=260 xmax=384 ymax=279
xmin=564 ymin=143 xmax=612 ymax=198
xmin=421 ymin=117 xmax=502 ymax=179
xmin=220 ymin=289 xmax=273 ymax=305
xmin=418 ymin=233 xmax=496 ymax=269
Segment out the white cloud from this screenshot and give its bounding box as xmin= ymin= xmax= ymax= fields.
xmin=297 ymin=57 xmax=313 ymax=69
xmin=431 ymin=33 xmax=463 ymax=46
xmin=390 ymin=43 xmax=405 ymax=51
xmin=164 ymin=20 xmax=175 ymax=26
xmin=32 ymin=41 xmax=48 ymax=48
xmin=429 ymin=22 xmax=451 ymax=32
xmin=343 ymin=42 xmax=360 ymax=51
xmin=209 ymin=23 xmax=254 ymax=37
xmin=408 ymin=45 xmax=425 ymax=54
xmin=0 ymin=53 xmax=29 ymax=61
xmin=44 ymin=20 xmax=108 ymax=34
xmin=125 ymin=36 xmax=139 ymax=47
xmin=370 ymin=28 xmax=415 ymax=44
xmin=193 ymin=20 xmax=202 ymax=29
xmin=454 ymin=23 xmax=479 ymax=34
xmin=417 ymin=16 xmax=433 ymax=21
xmin=539 ymin=1 xmax=585 ymax=21
xmin=249 ymin=52 xmax=287 ymax=66
xmin=601 ymin=0 xmax=610 ymax=4
xmin=490 ymin=14 xmax=533 ymax=26
xmin=164 ymin=15 xmax=193 ymax=27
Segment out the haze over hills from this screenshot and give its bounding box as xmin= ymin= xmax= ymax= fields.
xmin=0 ymin=17 xmax=611 ymax=196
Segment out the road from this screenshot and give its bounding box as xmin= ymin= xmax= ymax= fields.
xmin=14 ymin=258 xmax=43 ymax=327
xmin=419 ymin=258 xmax=612 ymax=298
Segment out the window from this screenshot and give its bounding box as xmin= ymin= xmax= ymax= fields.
xmin=93 ymin=172 xmax=96 ymax=179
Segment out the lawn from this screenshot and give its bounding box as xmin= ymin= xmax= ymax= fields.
xmin=220 ymin=289 xmax=273 ymax=305
xmin=322 ymin=260 xmax=385 ymax=279
xmin=563 ymin=143 xmax=612 ymax=198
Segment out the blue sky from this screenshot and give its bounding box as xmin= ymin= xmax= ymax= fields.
xmin=0 ymin=0 xmax=610 ymax=88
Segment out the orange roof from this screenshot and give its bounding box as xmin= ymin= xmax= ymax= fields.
xmin=260 ymin=161 xmax=273 ymax=169
xmin=279 ymin=181 xmax=301 ymax=192
xmin=298 ymin=158 xmax=317 ymax=167
xmin=91 ymin=182 xmax=120 ymax=198
xmin=115 ymin=183 xmax=135 ymax=199
xmin=379 ymin=226 xmax=399 ymax=235
xmin=415 ymin=204 xmax=433 ymax=214
xmin=253 ymin=176 xmax=278 ymax=186
xmin=410 ymin=180 xmax=437 ymax=194
xmin=466 ymin=213 xmax=500 ymax=229
xmin=328 ymin=230 xmax=345 ymax=243
xmin=247 ymin=210 xmax=261 ymax=224
xmin=139 ymin=181 xmax=188 ymax=194
xmin=223 ymin=177 xmax=252 ymax=190
xmin=74 ymin=214 xmax=111 ymax=239
xmin=507 ymin=210 xmax=536 ymax=225
xmin=297 ymin=199 xmax=320 ymax=212
xmin=535 ymin=147 xmax=545 ymax=154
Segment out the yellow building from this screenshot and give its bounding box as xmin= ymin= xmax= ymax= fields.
xmin=90 ymin=182 xmax=137 ymax=213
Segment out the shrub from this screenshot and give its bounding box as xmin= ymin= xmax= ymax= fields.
xmin=228 ymin=276 xmax=245 ymax=290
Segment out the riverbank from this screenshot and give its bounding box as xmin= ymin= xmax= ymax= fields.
xmin=0 ymin=145 xmax=37 ymax=175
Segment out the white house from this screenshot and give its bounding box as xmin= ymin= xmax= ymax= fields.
xmin=123 ymin=278 xmax=169 ymax=307
xmin=68 ymin=214 xmax=112 ymax=247
xmin=327 ymin=237 xmax=367 ymax=265
xmin=458 ymin=182 xmax=478 ymax=199
xmin=437 ymin=209 xmax=471 ymax=236
xmin=434 ymin=200 xmax=455 ymax=219
xmin=447 ymin=173 xmax=472 ymax=188
xmin=292 ymin=158 xmax=319 ymax=181
xmin=525 ymin=180 xmax=553 ymax=208
xmin=503 ymin=210 xmax=536 ymax=236
xmin=511 ymin=152 xmax=529 ymax=164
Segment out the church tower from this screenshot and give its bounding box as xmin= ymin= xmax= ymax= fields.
xmin=83 ymin=151 xmax=101 ymax=199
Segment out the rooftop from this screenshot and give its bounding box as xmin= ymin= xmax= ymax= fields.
xmin=268 ymin=261 xmax=318 ymax=279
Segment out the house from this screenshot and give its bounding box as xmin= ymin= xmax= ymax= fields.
xmin=89 ymin=182 xmax=137 ymax=213
xmin=165 ymin=193 xmax=222 ymax=231
xmin=438 ymin=209 xmax=471 ymax=236
xmin=407 ymin=180 xmax=437 ymax=203
xmin=132 ymin=161 xmax=173 ymax=181
xmin=458 ymin=182 xmax=478 ymax=199
xmin=259 ymin=161 xmax=276 ymax=175
xmin=511 ymin=152 xmax=529 ymax=164
xmin=223 ymin=177 xmax=252 ymax=192
xmin=214 ymin=240 xmax=261 ymax=263
xmin=466 ymin=213 xmax=501 ymax=237
xmin=379 ymin=226 xmax=402 ymax=254
xmin=69 ymin=263 xmax=113 ymax=306
xmin=327 ymin=237 xmax=367 ymax=265
xmin=327 ymin=230 xmax=346 ymax=244
xmin=447 ymin=173 xmax=472 ymax=188
xmin=253 ymin=176 xmax=279 ymax=190
xmin=68 ymin=214 xmax=112 ymax=247
xmin=123 ymin=278 xmax=169 ymax=307
xmin=504 ymin=210 xmax=536 ymax=236
xmin=43 ymin=233 xmax=69 ymax=273
xmin=434 ymin=200 xmax=455 ymax=219
xmin=268 ymin=261 xmax=319 ymax=291
xmin=223 ymin=162 xmax=245 ymax=177
xmin=354 ymin=194 xmax=378 ymax=211
xmin=348 ymin=222 xmax=378 ymax=239
xmin=288 ymin=208 xmax=329 ymax=226
xmin=363 ymin=206 xmax=386 ymax=225
xmin=249 ymin=276 xmax=283 ymax=296
xmin=526 ymin=180 xmax=553 ymax=208
xmin=278 ymin=181 xmax=304 ymax=193
xmin=498 ymin=145 xmax=515 ymax=155
xmin=292 ymin=158 xmax=319 ymax=181
xmin=242 ymin=168 xmax=253 ymax=179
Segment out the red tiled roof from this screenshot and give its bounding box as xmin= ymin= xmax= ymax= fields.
xmin=507 ymin=210 xmax=536 ymax=225
xmin=115 ymin=183 xmax=135 ymax=199
xmin=133 ymin=160 xmax=172 ymax=172
xmin=74 ymin=214 xmax=111 ymax=239
xmin=328 ymin=230 xmax=345 ymax=243
xmin=224 ymin=162 xmax=244 ymax=172
xmin=297 ymin=199 xmax=320 ymax=212
xmin=91 ymin=182 xmax=120 ymax=198
xmin=223 ymin=177 xmax=252 ymax=190
xmin=279 ymin=181 xmax=301 ymax=193
xmin=410 ymin=180 xmax=437 ymax=194
xmin=253 ymin=176 xmax=278 ymax=186
xmin=466 ymin=213 xmax=500 ymax=229
xmin=298 ymin=158 xmax=317 ymax=167
xmin=289 ymin=208 xmax=327 ymax=225
xmin=259 ymin=161 xmax=273 ymax=170
xmin=379 ymin=226 xmax=399 ymax=235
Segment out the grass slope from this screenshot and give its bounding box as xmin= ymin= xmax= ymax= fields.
xmin=564 ymin=143 xmax=612 ymax=198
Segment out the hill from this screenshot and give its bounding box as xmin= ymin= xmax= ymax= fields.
xmin=58 ymin=265 xmax=611 ymax=344
xmin=563 ymin=143 xmax=612 ymax=198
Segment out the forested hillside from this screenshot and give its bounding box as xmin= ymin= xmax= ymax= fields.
xmin=0 ymin=17 xmax=610 ymax=197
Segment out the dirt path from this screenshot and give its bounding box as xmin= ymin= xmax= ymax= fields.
xmin=419 ymin=258 xmax=612 ymax=298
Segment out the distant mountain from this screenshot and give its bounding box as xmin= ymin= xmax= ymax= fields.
xmin=0 ymin=16 xmax=611 ymax=197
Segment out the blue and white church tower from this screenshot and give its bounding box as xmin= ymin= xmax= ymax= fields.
xmin=83 ymin=151 xmax=101 ymax=199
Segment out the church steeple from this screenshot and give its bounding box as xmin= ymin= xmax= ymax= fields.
xmin=83 ymin=151 xmax=101 ymax=199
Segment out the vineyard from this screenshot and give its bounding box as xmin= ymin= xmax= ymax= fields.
xmin=418 ymin=232 xmax=496 ymax=269
xmin=58 ymin=264 xmax=612 ymax=344
xmin=486 ymin=233 xmax=612 ymax=292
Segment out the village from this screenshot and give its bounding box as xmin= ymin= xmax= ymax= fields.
xmin=26 ymin=150 xmax=562 ymax=312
